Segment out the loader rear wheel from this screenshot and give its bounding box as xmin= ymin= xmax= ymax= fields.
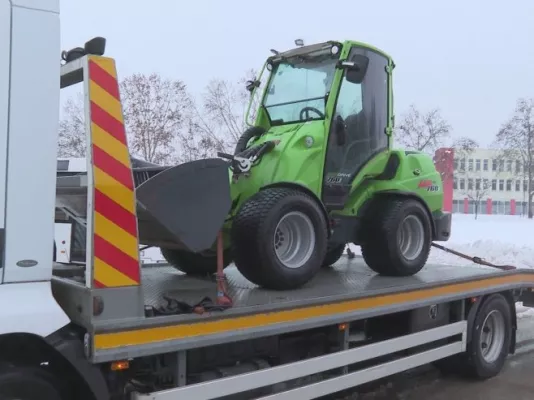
xmin=361 ymin=197 xmax=431 ymax=276
xmin=160 ymin=247 xmax=232 ymax=275
xmin=322 ymin=243 xmax=345 ymax=267
xmin=231 ymin=187 xmax=328 ymax=290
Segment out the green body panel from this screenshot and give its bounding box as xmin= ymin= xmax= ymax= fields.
xmin=220 ymin=39 xmax=444 ymax=248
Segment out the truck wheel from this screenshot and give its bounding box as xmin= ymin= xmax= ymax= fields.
xmin=0 ymin=367 xmax=64 ymax=399
xmin=322 ymin=243 xmax=345 ymax=267
xmin=232 ymin=188 xmax=328 ymax=290
xmin=435 ymin=294 xmax=512 ymax=379
xmin=161 ymin=247 xmax=233 ymax=275
xmin=361 ymin=198 xmax=431 ymax=276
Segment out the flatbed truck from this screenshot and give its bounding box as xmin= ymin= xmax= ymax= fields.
xmin=1 ymin=1 xmax=534 ymax=400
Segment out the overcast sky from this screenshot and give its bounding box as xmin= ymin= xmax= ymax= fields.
xmin=59 ymin=0 xmax=534 ymax=147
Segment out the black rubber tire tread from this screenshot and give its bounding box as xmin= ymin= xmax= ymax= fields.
xmin=0 ymin=366 xmax=64 ymax=400
xmin=231 ymin=187 xmax=328 ymax=290
xmin=234 ymin=126 xmax=267 ymax=155
xmin=322 ymin=243 xmax=345 ymax=267
xmin=160 ymin=247 xmax=232 ymax=275
xmin=434 ymin=294 xmax=512 ymax=380
xmin=360 ymin=197 xmax=432 ymax=276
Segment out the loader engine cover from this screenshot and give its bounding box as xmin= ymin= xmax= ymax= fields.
xmin=135 ymin=158 xmax=231 ymax=253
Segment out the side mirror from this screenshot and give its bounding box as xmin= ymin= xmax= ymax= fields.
xmin=334 ymin=115 xmax=346 ymax=146
xmin=246 ymin=79 xmax=261 ymax=93
xmin=343 ymin=54 xmax=369 ymax=84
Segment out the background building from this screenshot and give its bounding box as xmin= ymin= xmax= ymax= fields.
xmin=435 ymin=147 xmax=530 ymax=215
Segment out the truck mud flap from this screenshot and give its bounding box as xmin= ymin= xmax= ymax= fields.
xmin=135 ymin=158 xmax=231 ymax=253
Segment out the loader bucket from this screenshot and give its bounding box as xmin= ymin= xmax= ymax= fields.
xmin=56 ymin=158 xmax=232 ymax=254
xmin=134 ymin=158 xmax=231 ymax=253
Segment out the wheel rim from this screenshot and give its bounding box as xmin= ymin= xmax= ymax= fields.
xmin=397 ymin=215 xmax=425 ymax=261
xmin=274 ymin=211 xmax=316 ymax=269
xmin=480 ymin=309 xmax=506 ymax=363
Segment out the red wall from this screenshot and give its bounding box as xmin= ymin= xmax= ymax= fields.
xmin=433 ymin=148 xmax=454 ymax=212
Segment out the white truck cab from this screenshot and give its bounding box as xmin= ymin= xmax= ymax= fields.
xmin=0 ymin=0 xmax=69 ymax=336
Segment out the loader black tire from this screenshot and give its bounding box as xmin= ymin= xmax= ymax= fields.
xmin=231 ymin=187 xmax=328 ymax=290
xmin=234 ymin=126 xmax=267 ymax=155
xmin=0 ymin=366 xmax=65 ymax=400
xmin=360 ymin=197 xmax=432 ymax=276
xmin=322 ymin=243 xmax=345 ymax=267
xmin=161 ymin=247 xmax=232 ymax=275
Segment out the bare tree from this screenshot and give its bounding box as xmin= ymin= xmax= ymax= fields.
xmin=452 ymin=137 xmax=490 ymax=219
xmin=120 ymin=73 xmax=193 ymax=165
xmin=58 ymin=93 xmax=86 ymax=157
xmin=495 ymin=97 xmax=534 ymax=218
xmin=396 ymin=104 xmax=452 ymax=154
xmin=195 ymin=69 xmax=258 ymax=154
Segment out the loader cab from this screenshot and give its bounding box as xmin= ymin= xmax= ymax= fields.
xmin=321 ymin=43 xmax=393 ymax=208
xmin=247 ymin=41 xmax=394 ymax=209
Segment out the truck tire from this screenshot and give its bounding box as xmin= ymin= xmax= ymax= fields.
xmin=322 ymin=243 xmax=345 ymax=267
xmin=0 ymin=366 xmax=64 ymax=400
xmin=435 ymin=294 xmax=512 ymax=379
xmin=161 ymin=247 xmax=233 ymax=275
xmin=360 ymin=197 xmax=431 ymax=276
xmin=231 ymin=187 xmax=328 ymax=290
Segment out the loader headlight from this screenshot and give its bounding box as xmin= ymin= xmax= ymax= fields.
xmin=331 ymin=45 xmax=340 ymax=55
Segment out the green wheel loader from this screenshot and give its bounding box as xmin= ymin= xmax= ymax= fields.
xmin=156 ymin=40 xmax=452 ymax=289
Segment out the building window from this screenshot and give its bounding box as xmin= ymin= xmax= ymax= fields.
xmin=491 ymin=179 xmax=497 ymax=190
xmin=460 ymin=179 xmax=465 ymax=190
xmin=483 ymin=179 xmax=489 ymax=189
xmin=475 ymin=179 xmax=481 ymax=190
xmin=453 ymin=158 xmax=459 ymax=170
xmin=460 ymin=159 xmax=466 ymax=171
xmin=499 ymin=160 xmax=504 ymax=172
xmin=516 ymin=180 xmax=521 ymax=191
xmin=524 ymin=180 xmax=529 ymax=192
xmin=499 ymin=179 xmax=504 ymax=190
xmin=475 ymin=159 xmax=481 ymax=171
xmin=506 ymin=179 xmax=512 ymax=191
xmin=506 ymin=160 xmax=512 ymax=172
xmin=468 ymin=159 xmax=474 ymax=171
xmin=468 ymin=179 xmax=473 ymax=190
xmin=483 ymin=159 xmax=488 ymax=171
xmin=516 ymin=161 xmax=522 ymax=173
xmin=453 ymin=178 xmax=458 ymax=189
xmin=492 ymin=159 xmax=497 ymax=171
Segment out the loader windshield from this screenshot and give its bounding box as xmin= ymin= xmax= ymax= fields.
xmin=263 ymin=57 xmax=338 ymax=125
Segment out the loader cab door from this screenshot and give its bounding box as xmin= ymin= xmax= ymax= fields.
xmin=322 ymin=47 xmax=389 ymax=209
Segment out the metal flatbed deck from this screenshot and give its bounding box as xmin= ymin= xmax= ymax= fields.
xmin=71 ymin=256 xmax=534 ymax=363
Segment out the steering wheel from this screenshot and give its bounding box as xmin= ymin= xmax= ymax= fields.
xmin=299 ymin=106 xmax=325 ymax=120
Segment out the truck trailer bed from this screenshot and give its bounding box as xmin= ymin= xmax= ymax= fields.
xmin=65 ymin=256 xmax=534 ymax=363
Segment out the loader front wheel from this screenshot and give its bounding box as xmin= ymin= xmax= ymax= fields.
xmin=361 ymin=197 xmax=432 ymax=276
xmin=232 ymin=188 xmax=328 ymax=290
xmin=160 ymin=247 xmax=232 ymax=275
